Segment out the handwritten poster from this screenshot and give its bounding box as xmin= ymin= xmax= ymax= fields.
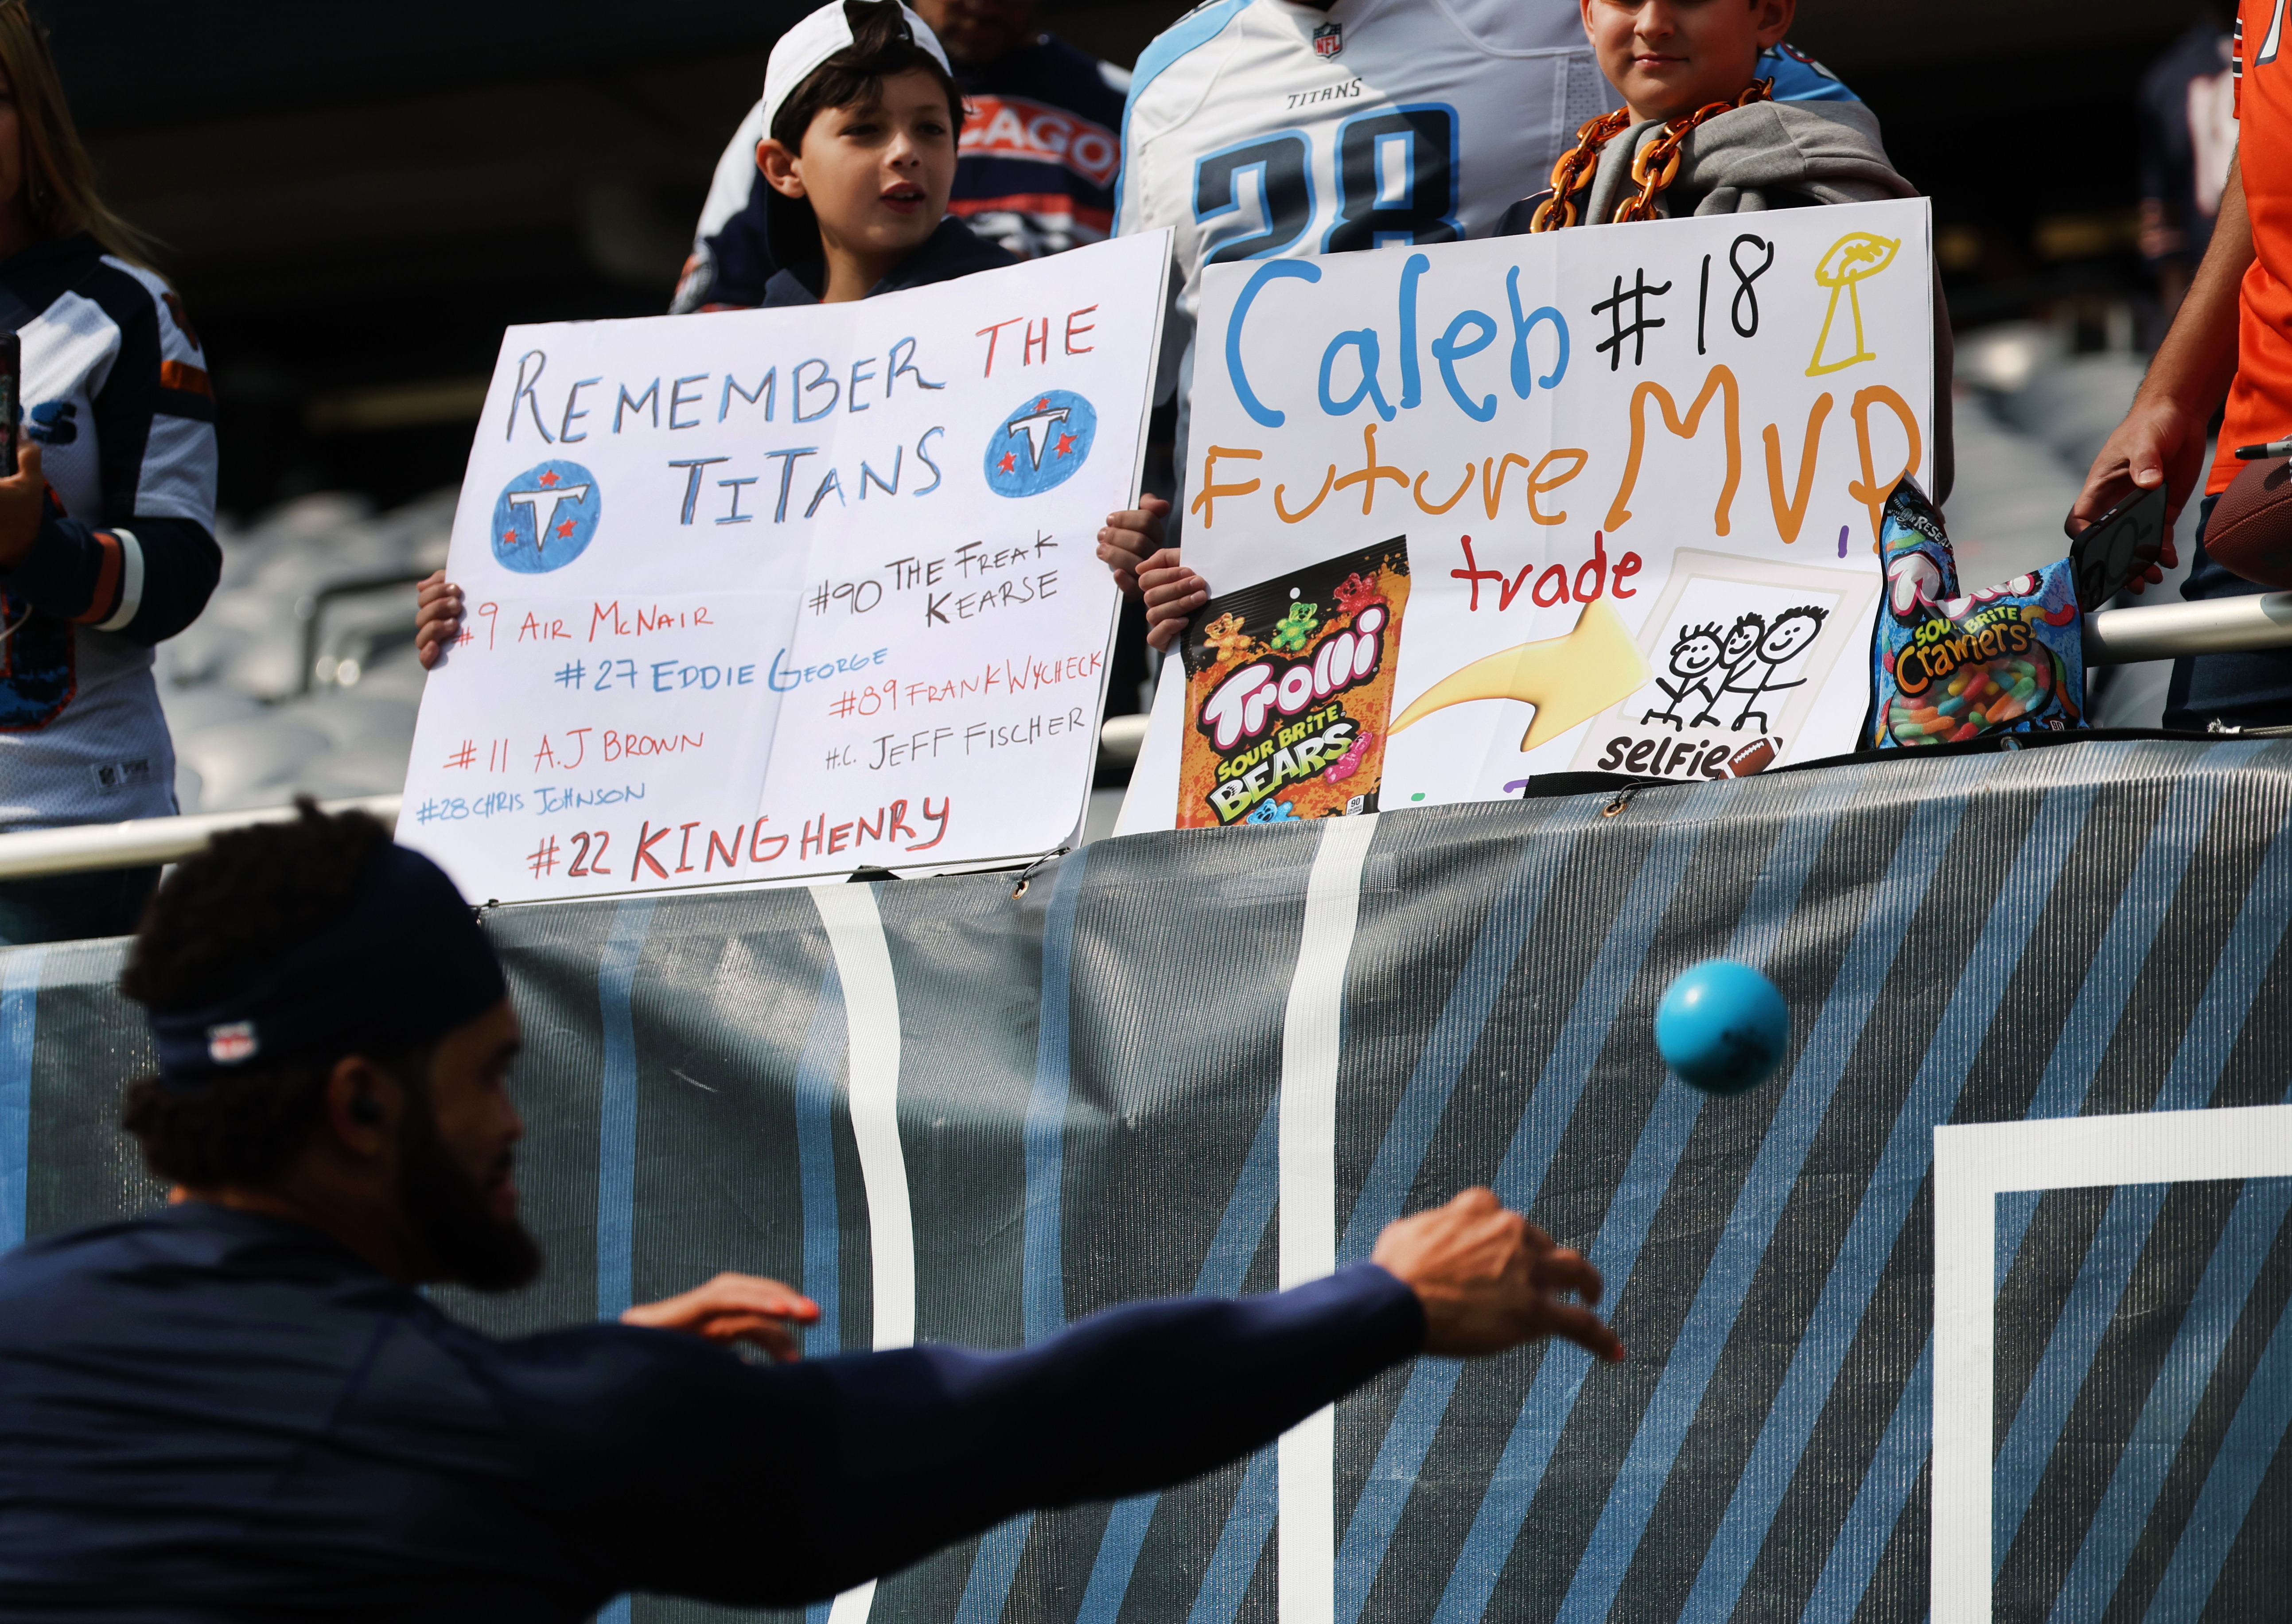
xmin=402 ymin=230 xmax=1169 ymax=902
xmin=1121 ymin=201 xmax=1928 ymax=830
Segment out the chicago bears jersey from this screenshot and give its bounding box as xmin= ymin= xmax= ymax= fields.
xmin=944 ymin=35 xmax=1131 ymax=260
xmin=1115 ymin=0 xmax=1858 ymax=411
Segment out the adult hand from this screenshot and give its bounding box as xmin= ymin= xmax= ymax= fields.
xmin=1371 ymin=1187 xmax=1624 ymax=1363
xmin=2065 ymin=396 xmax=2200 ymax=592
xmin=1097 ymin=494 xmax=1171 ymax=598
xmin=0 ymin=440 xmax=47 ymax=572
xmin=622 ymin=1271 xmax=821 ymax=1363
xmin=415 ymin=570 xmax=465 ymax=669
xmin=1138 ymin=547 xmax=1207 ymax=652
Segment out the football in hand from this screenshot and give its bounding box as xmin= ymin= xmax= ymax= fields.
xmin=2205 ymin=455 xmax=2292 ymax=588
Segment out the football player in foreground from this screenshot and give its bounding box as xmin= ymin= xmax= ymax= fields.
xmin=0 ymin=802 xmax=1622 ymax=1617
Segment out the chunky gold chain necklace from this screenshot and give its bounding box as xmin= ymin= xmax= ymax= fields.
xmin=1526 ymin=78 xmax=1775 ymax=232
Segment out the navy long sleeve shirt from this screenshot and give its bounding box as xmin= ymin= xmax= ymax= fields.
xmin=0 ymin=1203 xmax=1424 ymax=1620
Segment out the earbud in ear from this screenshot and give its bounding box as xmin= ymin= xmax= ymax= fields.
xmin=348 ymin=1095 xmax=384 ymax=1126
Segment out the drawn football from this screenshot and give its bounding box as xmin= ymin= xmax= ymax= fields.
xmin=1813 ymin=230 xmax=1898 ymax=288
xmin=2203 ymin=455 xmax=2292 ymax=589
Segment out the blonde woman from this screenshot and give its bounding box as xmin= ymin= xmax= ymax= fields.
xmin=0 ymin=0 xmax=218 ymax=944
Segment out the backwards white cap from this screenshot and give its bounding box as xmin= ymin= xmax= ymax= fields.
xmin=761 ymin=0 xmax=953 ymax=142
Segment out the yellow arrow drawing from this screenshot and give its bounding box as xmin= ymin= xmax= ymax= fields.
xmin=1389 ymin=597 xmax=1653 ymax=752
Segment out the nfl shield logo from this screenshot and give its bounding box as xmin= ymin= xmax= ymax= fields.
xmin=1312 ymin=21 xmax=1343 ymax=57
xmin=207 ymin=1020 xmax=258 ymax=1065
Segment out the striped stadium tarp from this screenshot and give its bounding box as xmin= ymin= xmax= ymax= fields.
xmin=3 ymin=736 xmax=2290 ymax=1624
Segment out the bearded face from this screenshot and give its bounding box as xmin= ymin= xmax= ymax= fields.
xmin=395 ymin=1076 xmax=543 ymax=1293
xmin=388 ymin=1005 xmax=541 ymax=1293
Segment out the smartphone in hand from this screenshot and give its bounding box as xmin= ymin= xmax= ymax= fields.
xmin=2066 ymin=483 xmax=2166 ymax=614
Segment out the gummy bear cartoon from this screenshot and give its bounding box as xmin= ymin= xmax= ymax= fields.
xmin=1332 ymin=572 xmax=1384 ymax=617
xmin=1201 ymin=612 xmax=1257 ymax=664
xmin=1245 ymin=796 xmax=1300 ymax=823
xmin=1322 ymin=728 xmax=1375 ymax=783
xmin=1269 ymin=600 xmax=1320 ymax=654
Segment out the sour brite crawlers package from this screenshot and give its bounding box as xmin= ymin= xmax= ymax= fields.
xmin=1177 ymin=540 xmax=1410 ymax=827
xmin=1864 ymin=477 xmax=2083 ymax=749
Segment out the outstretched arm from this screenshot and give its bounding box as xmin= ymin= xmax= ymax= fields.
xmin=601 ymin=1191 xmax=1616 ymax=1607
xmin=774 ymin=1263 xmax=1424 ymax=1596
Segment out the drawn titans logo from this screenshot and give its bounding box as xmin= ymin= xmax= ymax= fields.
xmin=491 ymin=460 xmax=601 ymax=574
xmin=982 ymin=389 xmax=1097 ymax=498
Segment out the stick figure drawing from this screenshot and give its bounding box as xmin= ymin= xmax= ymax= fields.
xmin=1644 ymin=622 xmax=1728 ymax=729
xmin=1692 ymin=613 xmax=1768 ymax=728
xmin=1718 ymin=604 xmax=1829 ymax=733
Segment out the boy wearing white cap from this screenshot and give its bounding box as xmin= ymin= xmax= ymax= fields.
xmin=747 ymin=0 xmax=1015 ymax=304
xmin=415 ymin=0 xmax=1025 ymax=659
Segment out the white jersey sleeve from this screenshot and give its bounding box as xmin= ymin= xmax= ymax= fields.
xmin=1117 ymin=0 xmax=1610 ymax=412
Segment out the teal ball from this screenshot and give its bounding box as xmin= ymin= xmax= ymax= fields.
xmin=1656 ymin=959 xmax=1788 ymax=1095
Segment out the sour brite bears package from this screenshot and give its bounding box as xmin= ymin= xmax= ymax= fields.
xmin=1177 ymin=539 xmax=1410 ymax=827
xmin=1864 ymin=477 xmax=2083 ymax=749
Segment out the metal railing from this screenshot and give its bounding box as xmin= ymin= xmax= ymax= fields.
xmin=0 ymin=794 xmax=404 ymax=881
xmin=0 ymin=718 xmax=1156 ymax=882
xmin=2082 ymin=590 xmax=2292 ymax=664
xmin=1098 ymin=711 xmax=1148 ymax=768
xmin=4 ymin=592 xmax=2289 ymax=884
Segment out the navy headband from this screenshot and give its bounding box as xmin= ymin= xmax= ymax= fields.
xmin=148 ymin=843 xmax=506 ymax=1087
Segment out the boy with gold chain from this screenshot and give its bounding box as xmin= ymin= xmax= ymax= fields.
xmin=1501 ymin=0 xmax=1953 ymax=500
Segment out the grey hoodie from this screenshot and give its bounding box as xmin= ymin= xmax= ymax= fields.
xmin=1498 ymin=99 xmax=1954 ymax=504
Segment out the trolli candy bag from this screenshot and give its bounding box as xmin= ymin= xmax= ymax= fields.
xmin=1178 ymin=538 xmax=1410 ymax=826
xmin=1864 ymin=477 xmax=2084 ymax=749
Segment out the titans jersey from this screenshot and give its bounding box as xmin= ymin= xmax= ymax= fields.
xmin=1116 ymin=0 xmax=1856 ymax=410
